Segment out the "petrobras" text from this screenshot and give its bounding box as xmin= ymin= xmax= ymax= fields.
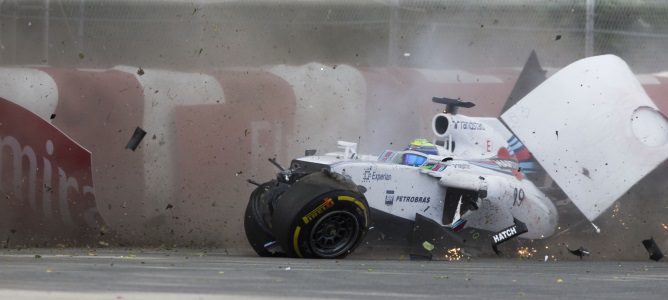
xmin=395 ymin=196 xmax=431 ymax=203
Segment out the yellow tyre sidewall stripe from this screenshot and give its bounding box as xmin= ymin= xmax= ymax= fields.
xmin=337 ymin=195 xmax=369 ymax=226
xmin=293 ymin=226 xmax=303 ymax=258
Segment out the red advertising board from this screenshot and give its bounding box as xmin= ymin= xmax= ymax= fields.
xmin=0 ymin=97 xmax=102 ymax=245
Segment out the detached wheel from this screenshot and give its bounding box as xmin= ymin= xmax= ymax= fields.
xmin=244 ymin=181 xmax=285 ymax=257
xmin=272 ymin=171 xmax=369 ymax=258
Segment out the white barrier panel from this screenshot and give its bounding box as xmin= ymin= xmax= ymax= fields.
xmin=268 ymin=63 xmax=367 ymax=156
xmin=0 ymin=68 xmax=59 ymax=121
xmin=502 ymin=55 xmax=668 ymax=222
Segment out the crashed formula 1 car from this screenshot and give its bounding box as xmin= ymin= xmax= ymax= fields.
xmin=244 ymin=55 xmax=668 ymax=258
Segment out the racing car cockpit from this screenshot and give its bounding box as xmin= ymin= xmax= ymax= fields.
xmin=377 ymin=139 xmax=447 ymax=168
xmin=402 ymin=152 xmax=428 ymax=166
xmin=401 ymin=139 xmax=442 ymax=167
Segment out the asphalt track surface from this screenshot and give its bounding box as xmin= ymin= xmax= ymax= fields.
xmin=0 ymin=249 xmax=667 ymax=299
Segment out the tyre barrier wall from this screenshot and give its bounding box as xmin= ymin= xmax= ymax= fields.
xmin=1 ymin=63 xmax=668 ymax=249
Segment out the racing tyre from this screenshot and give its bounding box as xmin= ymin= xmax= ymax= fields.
xmin=244 ymin=181 xmax=284 ymax=257
xmin=272 ymin=171 xmax=369 ymax=258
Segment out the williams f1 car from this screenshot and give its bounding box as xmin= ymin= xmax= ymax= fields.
xmin=244 ymin=55 xmax=668 ymax=258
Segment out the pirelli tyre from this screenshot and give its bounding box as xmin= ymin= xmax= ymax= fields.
xmin=244 ymin=181 xmax=284 ymax=257
xmin=271 ymin=171 xmax=369 ymax=258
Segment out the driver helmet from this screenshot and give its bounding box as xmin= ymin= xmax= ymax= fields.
xmin=405 ymin=138 xmax=438 ymax=155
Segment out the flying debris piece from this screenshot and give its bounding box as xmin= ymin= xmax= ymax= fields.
xmin=590 ymin=222 xmax=601 ymax=234
xmin=422 ymin=241 xmax=435 ymax=251
xmin=137 ymin=67 xmax=145 ymax=76
xmin=304 ymin=149 xmax=317 ymax=156
xmin=165 ymin=204 xmax=174 ymax=210
xmin=125 ymin=127 xmax=147 ymax=151
xmin=50 ymin=113 xmax=56 ymax=120
xmin=581 ymin=168 xmax=591 ymax=179
xmin=502 ymin=55 xmax=668 ymax=223
xmin=642 ymin=238 xmax=664 ymax=261
xmin=567 ymin=246 xmax=590 ymax=259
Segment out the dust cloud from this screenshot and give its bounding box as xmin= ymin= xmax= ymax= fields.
xmin=0 ymin=0 xmax=667 ymax=261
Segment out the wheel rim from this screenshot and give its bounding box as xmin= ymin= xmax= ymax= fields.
xmin=309 ymin=210 xmax=360 ymax=258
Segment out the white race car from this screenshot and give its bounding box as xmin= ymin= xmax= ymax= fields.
xmin=244 ymin=55 xmax=668 ymax=258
